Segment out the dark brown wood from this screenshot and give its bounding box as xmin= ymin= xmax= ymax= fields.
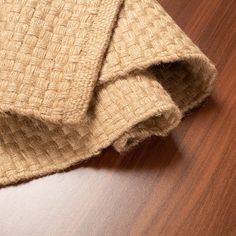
xmin=0 ymin=0 xmax=235 ymax=235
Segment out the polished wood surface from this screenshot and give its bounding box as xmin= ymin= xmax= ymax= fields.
xmin=0 ymin=0 xmax=235 ymax=235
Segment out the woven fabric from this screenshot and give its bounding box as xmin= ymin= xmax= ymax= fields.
xmin=0 ymin=0 xmax=216 ymax=186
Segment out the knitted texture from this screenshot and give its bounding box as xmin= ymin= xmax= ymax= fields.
xmin=0 ymin=0 xmax=217 ymax=186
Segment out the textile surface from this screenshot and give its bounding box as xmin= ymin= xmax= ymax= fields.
xmin=0 ymin=0 xmax=216 ymax=186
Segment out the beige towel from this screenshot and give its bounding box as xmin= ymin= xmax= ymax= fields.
xmin=0 ymin=0 xmax=216 ymax=186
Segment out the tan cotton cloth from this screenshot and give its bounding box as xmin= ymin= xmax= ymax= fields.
xmin=0 ymin=0 xmax=216 ymax=186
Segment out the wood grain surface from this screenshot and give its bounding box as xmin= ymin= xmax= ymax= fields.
xmin=0 ymin=0 xmax=235 ymax=235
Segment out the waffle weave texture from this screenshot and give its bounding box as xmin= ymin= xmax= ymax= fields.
xmin=0 ymin=0 xmax=217 ymax=186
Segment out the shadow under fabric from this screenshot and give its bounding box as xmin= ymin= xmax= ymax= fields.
xmin=0 ymin=0 xmax=217 ymax=186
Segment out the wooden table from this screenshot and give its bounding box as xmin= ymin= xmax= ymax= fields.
xmin=0 ymin=0 xmax=235 ymax=235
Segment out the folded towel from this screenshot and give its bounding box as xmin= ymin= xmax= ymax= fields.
xmin=0 ymin=0 xmax=216 ymax=186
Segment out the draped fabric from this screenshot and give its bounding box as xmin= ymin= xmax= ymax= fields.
xmin=0 ymin=0 xmax=216 ymax=186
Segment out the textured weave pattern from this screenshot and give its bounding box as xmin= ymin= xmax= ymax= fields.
xmin=0 ymin=0 xmax=216 ymax=186
xmin=0 ymin=0 xmax=122 ymax=123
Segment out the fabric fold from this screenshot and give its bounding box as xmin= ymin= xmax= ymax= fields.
xmin=0 ymin=0 xmax=124 ymax=124
xmin=0 ymin=0 xmax=216 ymax=186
